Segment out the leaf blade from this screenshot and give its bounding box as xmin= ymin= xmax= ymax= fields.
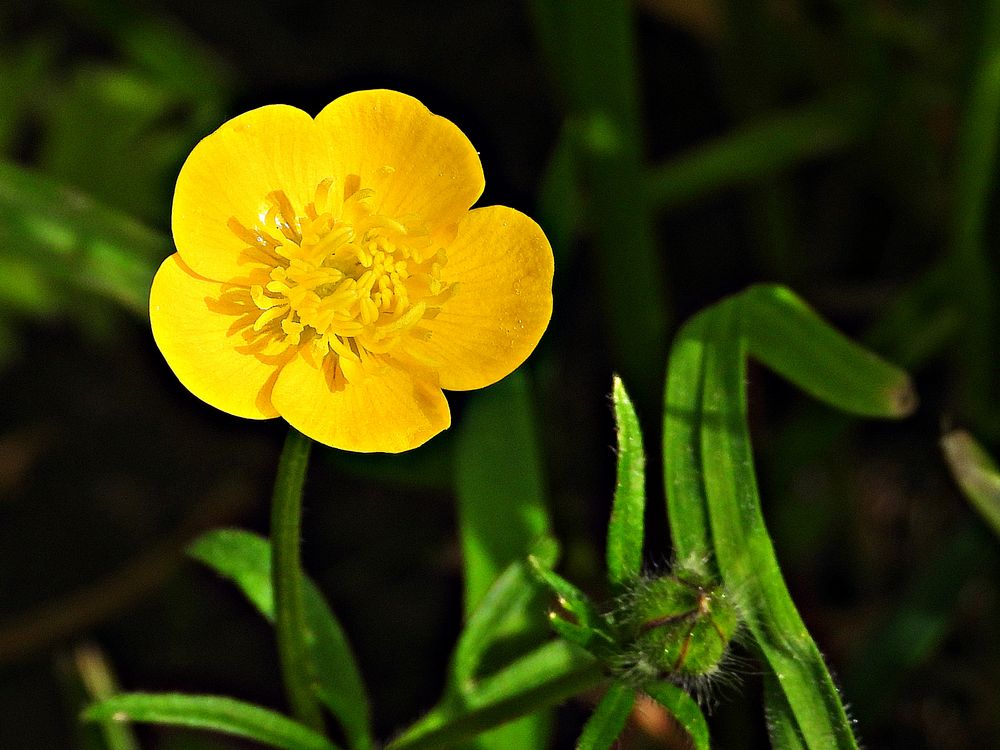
xmin=576 ymin=680 xmax=635 ymax=750
xmin=83 ymin=693 xmax=340 ymax=750
xmin=607 ymin=376 xmax=646 ymax=587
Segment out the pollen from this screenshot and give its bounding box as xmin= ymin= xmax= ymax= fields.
xmin=225 ymin=177 xmax=454 ymax=383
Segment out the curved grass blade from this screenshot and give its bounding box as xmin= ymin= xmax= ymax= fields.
xmin=740 ymin=284 xmax=916 ymax=418
xmin=607 ymin=375 xmax=646 ymax=588
xmin=577 ymin=680 xmax=635 ymax=750
xmin=83 ymin=694 xmax=340 ymax=750
xmin=642 ymin=681 xmax=709 ymax=750
xmin=188 ymin=529 xmax=373 ymax=750
xmin=699 ymin=300 xmax=858 ymax=748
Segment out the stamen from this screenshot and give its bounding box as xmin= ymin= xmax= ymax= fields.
xmin=222 ymin=177 xmax=452 ymax=383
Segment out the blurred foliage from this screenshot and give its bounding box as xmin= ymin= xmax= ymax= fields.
xmin=1 ymin=0 xmax=1000 ymax=748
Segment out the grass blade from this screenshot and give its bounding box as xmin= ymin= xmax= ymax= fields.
xmin=83 ymin=693 xmax=340 ymax=750
xmin=389 ymin=643 xmax=603 ymax=750
xmin=607 ymin=375 xmax=646 ymax=587
xmin=941 ymin=430 xmax=1000 ymax=537
xmin=455 ymin=371 xmax=551 ymax=615
xmin=645 ymin=88 xmax=871 ymax=210
xmin=0 ymin=159 xmax=165 ymax=318
xmin=740 ymin=284 xmax=916 ymax=418
xmin=576 ymin=680 xmax=635 ymax=750
xmin=641 ymin=681 xmax=710 ymax=750
xmin=663 ymin=312 xmax=712 ymax=563
xmin=763 ymin=672 xmax=807 ymax=750
xmin=699 ymin=299 xmax=858 ymax=748
xmin=188 ymin=529 xmax=373 ymax=750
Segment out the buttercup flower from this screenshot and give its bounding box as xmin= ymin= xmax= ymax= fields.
xmin=150 ymin=90 xmax=553 ymax=452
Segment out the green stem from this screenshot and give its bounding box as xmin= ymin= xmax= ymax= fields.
xmin=271 ymin=427 xmax=324 ymax=732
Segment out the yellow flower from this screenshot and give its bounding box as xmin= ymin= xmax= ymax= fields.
xmin=150 ymin=90 xmax=553 ymax=452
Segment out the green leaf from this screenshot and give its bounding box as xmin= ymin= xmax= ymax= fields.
xmin=0 ymin=159 xmax=165 ymax=318
xmin=188 ymin=529 xmax=373 ymax=750
xmin=451 ymin=554 xmax=554 ymax=692
xmin=606 ymin=375 xmax=646 ymax=588
xmin=576 ymin=680 xmax=635 ymax=750
xmin=643 ymin=88 xmax=871 ymax=210
xmin=663 ymin=312 xmax=712 ymax=563
xmin=941 ymin=430 xmax=1000 ymax=538
xmin=390 ymin=642 xmax=603 ymax=750
xmin=529 ymin=0 xmax=669 ymax=405
xmin=763 ymin=673 xmax=807 ymax=750
xmin=536 ymin=121 xmax=583 ymax=266
xmin=83 ymin=694 xmax=340 ymax=750
xmin=740 ymin=284 xmax=917 ymax=418
xmin=455 ymin=370 xmax=551 ymax=616
xmin=642 ymin=681 xmax=710 ymax=750
xmin=697 ymin=299 xmax=858 ymax=748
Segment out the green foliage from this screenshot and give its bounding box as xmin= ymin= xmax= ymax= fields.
xmin=83 ymin=694 xmax=340 ymax=750
xmin=642 ymin=681 xmax=710 ymax=750
xmin=188 ymin=528 xmax=373 ymax=750
xmin=942 ymin=430 xmax=1000 ymax=538
xmin=576 ymin=681 xmax=635 ymax=750
xmin=606 ymin=375 xmax=646 ymax=589
xmin=664 ymin=285 xmax=915 ymax=749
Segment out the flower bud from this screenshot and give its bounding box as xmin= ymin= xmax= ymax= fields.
xmin=615 ymin=569 xmax=739 ymax=682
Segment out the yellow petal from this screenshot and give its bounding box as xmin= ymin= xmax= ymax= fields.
xmin=271 ymin=353 xmax=451 ymax=453
xmin=172 ymin=105 xmax=339 ymax=282
xmin=150 ymin=254 xmax=280 ymax=419
xmin=403 ymin=206 xmax=553 ymax=391
xmin=315 ymin=90 xmax=484 ymax=231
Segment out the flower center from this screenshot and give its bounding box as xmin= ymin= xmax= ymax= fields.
xmin=223 ymin=176 xmax=453 ymax=383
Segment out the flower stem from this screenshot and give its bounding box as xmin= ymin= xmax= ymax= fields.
xmin=271 ymin=427 xmax=324 ymax=732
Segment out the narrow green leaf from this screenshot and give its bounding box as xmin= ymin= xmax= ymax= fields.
xmin=941 ymin=430 xmax=1000 ymax=537
xmin=455 ymin=370 xmax=551 ymax=615
xmin=763 ymin=672 xmax=807 ymax=750
xmin=188 ymin=529 xmax=373 ymax=750
xmin=390 ymin=643 xmax=603 ymax=750
xmin=537 ymin=121 xmax=583 ymax=266
xmin=644 ymin=88 xmax=871 ymax=210
xmin=949 ymin=0 xmax=1000 ymax=417
xmin=663 ymin=312 xmax=712 ymax=563
xmin=528 ymin=557 xmax=600 ymax=631
xmin=529 ymin=0 xmax=669 ymax=405
xmin=576 ymin=680 xmax=635 ymax=750
xmin=698 ymin=300 xmax=858 ymax=749
xmin=642 ymin=681 xmax=710 ymax=750
xmin=740 ymin=284 xmax=917 ymax=418
xmin=452 ymin=556 xmax=549 ymax=691
xmin=606 ymin=375 xmax=646 ymax=588
xmin=83 ymin=693 xmax=340 ymax=750
xmin=0 ymin=159 xmax=165 ymax=317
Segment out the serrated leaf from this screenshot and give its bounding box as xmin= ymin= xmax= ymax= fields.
xmin=188 ymin=529 xmax=373 ymax=750
xmin=83 ymin=693 xmax=340 ymax=750
xmin=606 ymin=376 xmax=645 ymax=588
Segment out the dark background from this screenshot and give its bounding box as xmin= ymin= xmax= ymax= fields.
xmin=1 ymin=0 xmax=998 ymax=747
